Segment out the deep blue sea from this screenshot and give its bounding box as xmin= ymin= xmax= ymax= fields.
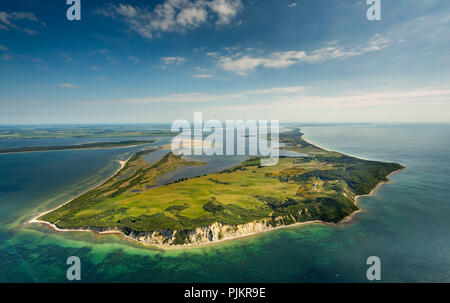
xmin=0 ymin=124 xmax=449 ymax=282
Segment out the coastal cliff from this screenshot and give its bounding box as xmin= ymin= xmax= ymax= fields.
xmin=122 ymin=214 xmax=325 ymax=246
xmin=128 ymin=220 xmax=276 ymax=246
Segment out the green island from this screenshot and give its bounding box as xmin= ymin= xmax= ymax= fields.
xmin=0 ymin=140 xmax=155 ymax=154
xmin=37 ymin=129 xmax=404 ymax=246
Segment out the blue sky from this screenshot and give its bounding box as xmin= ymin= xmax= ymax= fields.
xmin=0 ymin=0 xmax=450 ymax=124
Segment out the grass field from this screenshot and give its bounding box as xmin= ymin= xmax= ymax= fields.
xmin=40 ymin=129 xmax=404 ymax=244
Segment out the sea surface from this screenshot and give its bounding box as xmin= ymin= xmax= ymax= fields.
xmin=0 ymin=124 xmax=449 ymax=282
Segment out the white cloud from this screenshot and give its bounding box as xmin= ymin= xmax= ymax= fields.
xmin=119 ymin=92 xmax=243 ymax=104
xmin=59 ymin=83 xmax=79 ymax=88
xmin=286 ymin=3 xmax=297 ymax=8
xmin=245 ymin=86 xmax=304 ymax=95
xmin=384 ymin=11 xmax=450 ymax=45
xmin=162 ymin=56 xmax=186 ymax=65
xmin=93 ymin=75 xmax=108 ymax=81
xmin=177 ymin=6 xmax=208 ymax=27
xmin=94 ymin=0 xmax=243 ymax=40
xmin=0 ymin=45 xmax=9 ymax=51
xmin=89 ymin=86 xmax=450 ymax=122
xmin=193 ymin=74 xmax=214 ymax=78
xmin=207 ymin=0 xmax=243 ymax=25
xmin=114 ymin=4 xmax=138 ymax=18
xmin=126 ymin=87 xmax=450 ymax=107
xmin=271 ymin=88 xmax=450 ymax=109
xmin=217 ymin=35 xmax=390 ymax=75
xmin=127 ymin=56 xmax=140 ymax=62
xmin=90 ymin=65 xmax=100 ymax=71
xmin=203 ymin=87 xmax=450 ymax=122
xmin=106 ymin=85 xmax=305 ymax=104
xmin=0 ymin=11 xmax=43 ymax=35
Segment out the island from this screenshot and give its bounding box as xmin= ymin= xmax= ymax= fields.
xmin=31 ymin=129 xmax=404 ymax=247
xmin=0 ymin=140 xmax=155 ymax=154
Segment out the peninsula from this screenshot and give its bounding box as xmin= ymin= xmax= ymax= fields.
xmin=32 ymin=129 xmax=404 ymax=247
xmin=0 ymin=140 xmax=155 ymax=154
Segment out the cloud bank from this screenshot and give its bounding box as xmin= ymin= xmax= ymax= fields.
xmin=217 ymin=35 xmax=390 ymax=75
xmin=95 ymin=0 xmax=243 ymax=40
xmin=0 ymin=11 xmax=44 ymax=35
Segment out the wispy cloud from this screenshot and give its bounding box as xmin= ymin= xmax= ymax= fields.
xmin=191 ymin=87 xmax=450 ymax=122
xmin=127 ymin=56 xmax=140 ymax=63
xmin=0 ymin=11 xmax=44 ymax=35
xmin=383 ymin=10 xmax=450 ymax=45
xmin=94 ymin=0 xmax=243 ymax=40
xmin=59 ymin=83 xmax=79 ymax=88
xmin=286 ymin=3 xmax=296 ymax=8
xmin=93 ymin=75 xmax=108 ymax=81
xmin=245 ymin=86 xmax=304 ymax=95
xmin=193 ymin=74 xmax=214 ymax=78
xmin=217 ymin=35 xmax=390 ymax=75
xmin=36 ymin=64 xmax=48 ymax=71
xmin=272 ymin=88 xmax=450 ymax=109
xmin=162 ymin=56 xmax=186 ymax=65
xmin=118 ymin=92 xmax=243 ymax=104
xmin=208 ymin=0 xmax=243 ymax=25
xmin=193 ymin=67 xmax=214 ymax=78
xmin=0 ymin=45 xmax=8 ymax=51
xmin=103 ymin=85 xmax=305 ymax=104
xmin=20 ymin=55 xmax=43 ymax=63
xmin=19 ymin=55 xmax=48 ymax=70
xmin=59 ymin=53 xmax=74 ymax=62
xmin=193 ymin=87 xmax=450 ymax=122
xmin=213 ymin=88 xmax=450 ymax=112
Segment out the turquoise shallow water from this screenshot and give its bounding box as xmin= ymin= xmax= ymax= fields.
xmin=0 ymin=124 xmax=449 ymax=282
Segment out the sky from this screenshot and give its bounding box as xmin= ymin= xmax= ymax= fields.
xmin=0 ymin=0 xmax=450 ymax=124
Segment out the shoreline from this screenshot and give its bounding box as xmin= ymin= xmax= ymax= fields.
xmin=28 ymin=155 xmax=133 ymax=226
xmin=0 ymin=142 xmax=153 ymax=156
xmin=28 ymin=134 xmax=405 ymax=250
xmin=334 ymin=168 xmax=405 ymax=225
xmin=29 ymin=168 xmax=404 ymax=250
